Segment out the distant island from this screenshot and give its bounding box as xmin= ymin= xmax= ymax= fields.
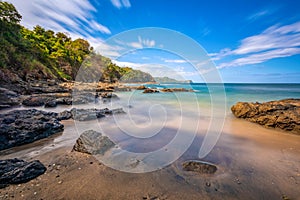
xmin=154 ymin=77 xmax=193 ymax=84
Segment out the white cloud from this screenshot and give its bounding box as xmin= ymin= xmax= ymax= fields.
xmin=211 ymin=21 xmax=300 ymax=68
xmin=218 ymin=47 xmax=300 ymax=68
xmin=164 ymin=59 xmax=187 ymax=63
xmin=110 ymin=0 xmax=131 ymax=9
xmin=90 ymin=20 xmax=111 ymax=34
xmin=115 ymin=36 xmax=156 ymax=49
xmin=96 ymin=43 xmax=124 ymax=58
xmin=7 ymin=0 xmax=111 ymax=47
xmin=247 ymin=10 xmax=269 ymax=21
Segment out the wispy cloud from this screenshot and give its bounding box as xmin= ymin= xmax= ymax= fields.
xmin=247 ymin=10 xmax=269 ymax=21
xmin=115 ymin=36 xmax=156 ymax=49
xmin=211 ymin=21 xmax=300 ymax=68
xmin=164 ymin=59 xmax=187 ymax=63
xmin=218 ymin=48 xmax=300 ymax=68
xmin=8 ymin=0 xmax=111 ymax=47
xmin=110 ymin=0 xmax=131 ymax=9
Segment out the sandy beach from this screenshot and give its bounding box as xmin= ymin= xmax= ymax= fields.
xmin=1 ymin=110 xmax=299 ymax=200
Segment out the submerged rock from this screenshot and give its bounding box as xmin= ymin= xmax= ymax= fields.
xmin=143 ymin=88 xmax=159 ymax=93
xmin=0 ymin=158 xmax=46 ymax=188
xmin=0 ymin=109 xmax=64 ymax=150
xmin=160 ymin=88 xmax=193 ymax=92
xmin=231 ymin=99 xmax=300 ymax=134
xmin=182 ymin=160 xmax=217 ymax=174
xmin=73 ymin=130 xmax=116 ymax=155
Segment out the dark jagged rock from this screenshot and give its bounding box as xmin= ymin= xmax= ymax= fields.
xmin=0 ymin=87 xmax=20 ymax=109
xmin=0 ymin=109 xmax=64 ymax=150
xmin=0 ymin=158 xmax=46 ymax=187
xmin=73 ymin=130 xmax=116 ymax=155
xmin=56 ymin=97 xmax=72 ymax=105
xmin=143 ymin=89 xmax=159 ymax=93
xmin=100 ymin=92 xmax=118 ymax=99
xmin=57 ymin=110 xmax=73 ymax=120
xmin=231 ymin=99 xmax=300 ymax=134
xmin=45 ymin=99 xmax=57 ymax=107
xmin=22 ymin=96 xmax=46 ymax=107
xmin=182 ymin=160 xmax=217 ymax=174
xmin=58 ymin=107 xmax=125 ymax=121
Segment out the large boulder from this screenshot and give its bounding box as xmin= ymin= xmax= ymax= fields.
xmin=231 ymin=99 xmax=300 ymax=134
xmin=0 ymin=159 xmax=46 ymax=188
xmin=73 ymin=130 xmax=116 ymax=155
xmin=0 ymin=109 xmax=64 ymax=150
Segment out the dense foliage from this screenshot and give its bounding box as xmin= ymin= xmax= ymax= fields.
xmin=0 ymin=1 xmax=154 ymax=83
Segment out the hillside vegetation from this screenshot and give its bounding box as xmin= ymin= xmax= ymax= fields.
xmin=0 ymin=1 xmax=154 ymax=87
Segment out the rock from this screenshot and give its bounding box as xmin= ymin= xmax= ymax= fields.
xmin=100 ymin=92 xmax=118 ymax=99
xmin=45 ymin=99 xmax=57 ymax=108
xmin=26 ymin=81 xmax=69 ymax=94
xmin=160 ymin=88 xmax=192 ymax=92
xmin=143 ymin=89 xmax=159 ymax=93
xmin=73 ymin=130 xmax=116 ymax=155
xmin=56 ymin=97 xmax=72 ymax=105
xmin=0 ymin=158 xmax=46 ymax=187
xmin=182 ymin=160 xmax=217 ymax=174
xmin=0 ymin=87 xmax=20 ymax=109
xmin=57 ymin=110 xmax=73 ymax=120
xmin=115 ymin=86 xmax=131 ymax=92
xmin=160 ymin=88 xmax=173 ymax=92
xmin=22 ymin=96 xmax=46 ymax=107
xmin=58 ymin=108 xmax=125 ymax=121
xmin=231 ymin=99 xmax=300 ymax=134
xmin=0 ymin=109 xmax=64 ymax=150
xmin=136 ymin=85 xmax=147 ymax=90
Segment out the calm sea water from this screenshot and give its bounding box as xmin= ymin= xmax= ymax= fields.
xmin=142 ymin=83 xmax=300 ymax=108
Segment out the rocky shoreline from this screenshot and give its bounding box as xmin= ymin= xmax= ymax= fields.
xmin=231 ymin=99 xmax=300 ymax=134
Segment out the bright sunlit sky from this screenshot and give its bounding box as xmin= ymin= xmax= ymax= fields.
xmin=8 ymin=0 xmax=300 ymax=83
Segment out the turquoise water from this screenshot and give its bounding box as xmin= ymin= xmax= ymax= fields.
xmin=143 ymin=83 xmax=300 ymax=108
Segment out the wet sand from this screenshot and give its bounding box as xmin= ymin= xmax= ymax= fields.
xmin=1 ymin=111 xmax=300 ymax=200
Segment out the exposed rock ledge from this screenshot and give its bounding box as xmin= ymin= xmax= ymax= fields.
xmin=0 ymin=109 xmax=64 ymax=150
xmin=231 ymin=99 xmax=300 ymax=134
xmin=0 ymin=158 xmax=46 ymax=188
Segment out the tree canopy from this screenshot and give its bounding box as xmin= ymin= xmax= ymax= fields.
xmin=0 ymin=1 xmax=154 ymax=83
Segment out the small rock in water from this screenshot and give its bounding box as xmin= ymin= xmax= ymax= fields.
xmin=182 ymin=160 xmax=217 ymax=174
xmin=143 ymin=88 xmax=159 ymax=93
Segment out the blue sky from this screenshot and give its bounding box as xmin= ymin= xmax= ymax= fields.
xmin=8 ymin=0 xmax=300 ymax=83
